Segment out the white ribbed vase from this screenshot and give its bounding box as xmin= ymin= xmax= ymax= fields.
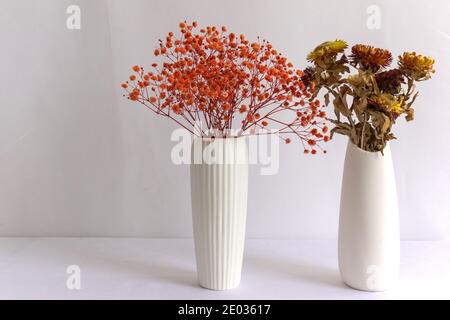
xmin=338 ymin=141 xmax=400 ymax=292
xmin=190 ymin=137 xmax=249 ymax=290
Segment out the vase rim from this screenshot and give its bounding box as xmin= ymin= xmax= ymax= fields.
xmin=348 ymin=140 xmax=390 ymax=155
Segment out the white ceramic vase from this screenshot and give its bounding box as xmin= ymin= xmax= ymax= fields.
xmin=190 ymin=137 xmax=248 ymax=290
xmin=338 ymin=141 xmax=400 ymax=292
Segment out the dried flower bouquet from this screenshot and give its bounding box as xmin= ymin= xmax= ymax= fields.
xmin=122 ymin=22 xmax=329 ymax=154
xmin=304 ymin=40 xmax=435 ymax=152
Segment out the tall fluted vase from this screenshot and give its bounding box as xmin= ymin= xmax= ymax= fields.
xmin=338 ymin=140 xmax=400 ymax=292
xmin=190 ymin=137 xmax=248 ymax=290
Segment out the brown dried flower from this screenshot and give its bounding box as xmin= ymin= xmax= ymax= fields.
xmin=350 ymin=44 xmax=392 ymax=71
xmin=301 ymin=66 xmax=315 ymax=88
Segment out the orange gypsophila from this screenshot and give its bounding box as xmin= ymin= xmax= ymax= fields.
xmin=121 ymin=21 xmax=329 ymax=154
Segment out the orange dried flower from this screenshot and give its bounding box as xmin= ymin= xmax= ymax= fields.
xmin=350 ymin=44 xmax=392 ymax=70
xmin=122 ymin=21 xmax=326 ymax=153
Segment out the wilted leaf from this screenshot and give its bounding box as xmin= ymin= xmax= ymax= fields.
xmin=331 ymin=127 xmax=351 ymax=139
xmin=333 ymin=96 xmax=350 ymax=117
xmin=380 ymin=113 xmax=391 ymax=135
xmin=353 ymin=97 xmax=367 ymax=122
xmin=406 ymin=92 xmax=419 ymax=109
xmin=369 ymin=110 xmax=391 ymax=137
xmin=371 ymin=74 xmax=381 ymax=95
xmin=406 ymin=108 xmax=414 ymax=121
xmin=324 ymin=93 xmax=330 ymax=106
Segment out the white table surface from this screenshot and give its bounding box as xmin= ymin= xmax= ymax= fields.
xmin=0 ymin=238 xmax=448 ymax=300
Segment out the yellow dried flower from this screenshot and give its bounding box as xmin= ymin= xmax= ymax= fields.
xmin=399 ymin=52 xmax=435 ymax=79
xmin=390 ymin=99 xmax=405 ymax=115
xmin=370 ymin=93 xmax=404 ymax=116
xmin=307 ymin=40 xmax=348 ymax=64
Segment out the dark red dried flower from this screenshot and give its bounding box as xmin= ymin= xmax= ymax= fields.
xmin=375 ymin=69 xmax=405 ymax=94
xmin=301 ymin=66 xmax=315 ymax=88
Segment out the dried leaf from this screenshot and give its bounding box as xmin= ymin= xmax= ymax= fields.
xmin=406 ymin=108 xmax=414 ymax=121
xmin=406 ymin=92 xmax=419 ymax=109
xmin=380 ymin=114 xmax=391 ymax=135
xmin=333 ymin=96 xmax=350 ymax=117
xmin=324 ymin=92 xmax=330 ymax=106
xmin=371 ymin=74 xmax=381 ymax=95
xmin=353 ymin=97 xmax=367 ymax=122
xmin=369 ymin=110 xmax=391 ymax=137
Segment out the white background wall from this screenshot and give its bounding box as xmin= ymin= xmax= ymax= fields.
xmin=0 ymin=0 xmax=449 ymax=239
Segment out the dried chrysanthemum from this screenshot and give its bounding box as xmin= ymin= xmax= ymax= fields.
xmin=307 ymin=40 xmax=348 ymax=64
xmin=350 ymin=44 xmax=392 ymax=71
xmin=398 ymin=52 xmax=435 ymax=79
xmin=375 ymin=69 xmax=405 ymax=94
xmin=369 ymin=93 xmax=404 ymax=117
xmin=301 ymin=66 xmax=315 ymax=88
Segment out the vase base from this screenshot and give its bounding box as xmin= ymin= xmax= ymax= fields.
xmin=199 ymin=279 xmax=241 ymax=291
xmin=342 ymin=278 xmax=396 ymax=292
